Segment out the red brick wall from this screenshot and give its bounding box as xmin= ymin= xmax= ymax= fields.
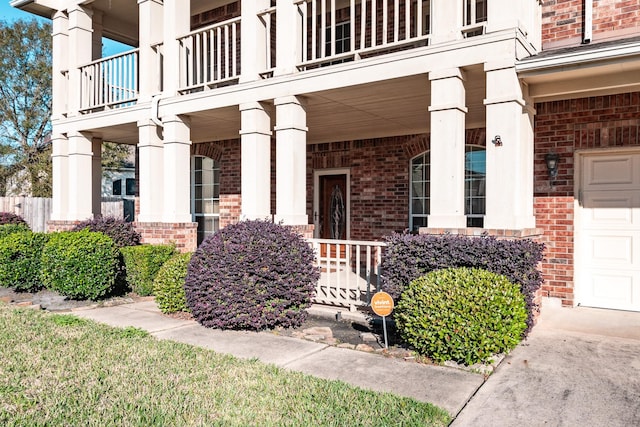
xmin=135 ymin=222 xmax=198 ymax=253
xmin=542 ymin=0 xmax=640 ymax=49
xmin=534 ymin=91 xmax=640 ymax=306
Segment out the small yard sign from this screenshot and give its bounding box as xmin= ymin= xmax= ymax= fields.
xmin=370 ymin=291 xmax=394 ymax=349
xmin=371 ymin=291 xmax=394 ymax=317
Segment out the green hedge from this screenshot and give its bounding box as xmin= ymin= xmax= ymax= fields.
xmin=154 ymin=252 xmax=192 ymax=314
xmin=41 ymin=230 xmax=119 ymax=300
xmin=121 ymin=244 xmax=177 ymax=296
xmin=0 ymin=223 xmax=31 ymax=239
xmin=395 ymin=267 xmax=527 ymax=366
xmin=0 ymin=231 xmax=48 ymax=291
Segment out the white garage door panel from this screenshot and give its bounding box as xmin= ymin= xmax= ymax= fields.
xmin=578 ymin=152 xmax=640 ymax=312
xmin=585 ymin=233 xmax=637 ymax=266
xmin=582 ymin=271 xmax=639 ymax=311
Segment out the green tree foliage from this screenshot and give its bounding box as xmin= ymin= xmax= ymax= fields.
xmin=0 ymin=19 xmax=52 ymax=197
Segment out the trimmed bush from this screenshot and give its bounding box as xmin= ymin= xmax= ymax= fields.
xmin=154 ymin=252 xmax=192 ymax=314
xmin=72 ymin=216 xmax=141 ymax=248
xmin=41 ymin=230 xmax=119 ymax=300
xmin=0 ymin=231 xmax=48 ymax=291
xmin=185 ymin=220 xmax=320 ymax=330
xmin=0 ymin=212 xmax=29 ymax=228
xmin=381 ymin=233 xmax=544 ymax=332
xmin=121 ymin=244 xmax=177 ymax=296
xmin=395 ymin=267 xmax=528 ymax=365
xmin=0 ymin=223 xmax=31 ymax=239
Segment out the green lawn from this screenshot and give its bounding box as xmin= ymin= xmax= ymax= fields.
xmin=0 ymin=304 xmax=450 ymax=426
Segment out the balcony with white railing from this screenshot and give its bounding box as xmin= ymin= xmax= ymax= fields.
xmin=79 ymin=49 xmax=139 ymax=113
xmin=309 ymin=238 xmax=386 ymax=311
xmin=293 ymin=0 xmax=433 ymax=70
xmin=178 ymin=17 xmax=241 ymax=94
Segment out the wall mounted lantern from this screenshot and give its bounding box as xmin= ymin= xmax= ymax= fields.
xmin=492 ymin=135 xmax=502 ymax=146
xmin=545 ymin=152 xmax=560 ymax=180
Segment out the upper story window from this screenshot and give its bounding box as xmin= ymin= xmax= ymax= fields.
xmin=463 ymin=0 xmax=488 ymax=37
xmin=409 ymin=145 xmax=486 ymax=232
xmin=112 ymin=179 xmax=122 ymax=196
xmin=326 ymin=20 xmax=351 ymax=56
xmin=125 ymin=178 xmax=136 ymax=196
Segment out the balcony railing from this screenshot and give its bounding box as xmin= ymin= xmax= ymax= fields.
xmin=79 ymin=49 xmax=139 ymax=112
xmin=294 ymin=0 xmax=432 ymax=69
xmin=309 ymin=238 xmax=386 ymax=311
xmin=178 ymin=17 xmax=241 ymax=93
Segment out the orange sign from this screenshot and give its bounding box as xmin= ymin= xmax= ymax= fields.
xmin=371 ymin=291 xmax=394 ymax=317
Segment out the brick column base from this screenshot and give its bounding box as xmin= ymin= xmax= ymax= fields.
xmin=47 ymin=220 xmax=84 ymax=232
xmin=133 ymin=222 xmax=198 ymax=253
xmin=288 ymin=224 xmax=315 ymax=239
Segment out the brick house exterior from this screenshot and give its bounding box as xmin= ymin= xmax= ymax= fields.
xmin=13 ymin=0 xmax=640 ymax=311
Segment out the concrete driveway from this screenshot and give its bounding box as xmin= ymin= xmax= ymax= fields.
xmin=452 ymin=300 xmax=640 ymax=427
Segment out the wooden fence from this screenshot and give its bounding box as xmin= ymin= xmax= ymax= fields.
xmin=0 ymin=197 xmax=125 ymax=232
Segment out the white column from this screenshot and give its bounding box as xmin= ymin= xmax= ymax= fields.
xmin=67 ymin=5 xmax=93 ymax=116
xmin=240 ymin=0 xmax=271 ymax=82
xmin=91 ymin=9 xmax=103 ymax=60
xmin=163 ymin=0 xmax=190 ymax=96
xmin=275 ymin=0 xmax=301 ymax=76
xmin=162 ymin=115 xmax=192 ymax=223
xmin=274 ymin=96 xmax=308 ymax=225
xmin=67 ymin=131 xmax=94 ymax=220
xmin=430 ymin=0 xmax=463 ymax=44
xmin=91 ymin=138 xmax=102 ymax=217
xmin=240 ymin=102 xmax=272 ymax=220
xmin=486 ymin=0 xmax=520 ymax=33
xmin=137 ymin=119 xmax=164 ymax=222
xmin=138 ymin=0 xmax=164 ymax=101
xmin=51 ymin=11 xmax=69 ymax=121
xmin=484 ymin=62 xmax=536 ymax=229
xmin=428 ymin=68 xmax=467 ymax=228
xmin=50 ymin=132 xmax=68 ymax=221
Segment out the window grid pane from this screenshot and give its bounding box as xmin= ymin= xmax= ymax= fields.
xmin=192 ymin=155 xmax=221 ymax=245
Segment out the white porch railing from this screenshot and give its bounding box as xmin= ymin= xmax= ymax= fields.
xmin=308 ymin=238 xmax=386 ymax=311
xmin=79 ymin=49 xmax=139 ymax=112
xmin=295 ymin=0 xmax=432 ymax=69
xmin=178 ymin=17 xmax=241 ymax=93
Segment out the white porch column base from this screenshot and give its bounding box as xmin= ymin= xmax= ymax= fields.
xmin=274 ymin=96 xmax=308 ymax=226
xmin=137 ymin=119 xmax=164 ymax=222
xmin=428 ymin=68 xmax=467 ymax=229
xmin=50 ymin=133 xmax=68 ymax=221
xmin=240 ymin=102 xmax=272 ymax=220
xmin=162 ymin=115 xmax=192 ymax=223
xmin=484 ymin=63 xmax=536 ymax=230
xmin=67 ymin=131 xmax=94 ymax=221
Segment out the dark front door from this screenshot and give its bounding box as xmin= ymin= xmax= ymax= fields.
xmin=319 ymin=174 xmax=347 ymax=258
xmin=319 ymin=174 xmax=347 ymax=240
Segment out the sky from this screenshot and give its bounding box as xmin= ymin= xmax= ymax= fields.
xmin=0 ymin=1 xmax=128 ymax=57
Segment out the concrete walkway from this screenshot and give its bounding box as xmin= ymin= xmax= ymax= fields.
xmin=70 ymin=298 xmax=640 ymax=425
xmin=71 ymin=301 xmax=484 ymax=416
xmin=452 ymin=301 xmax=640 ymax=426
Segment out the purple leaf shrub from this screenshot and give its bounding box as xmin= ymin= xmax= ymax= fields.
xmin=381 ymin=233 xmax=545 ymax=333
xmin=0 ymin=212 xmax=29 ymax=228
xmin=72 ymin=216 xmax=141 ymax=248
xmin=184 ymin=220 xmax=320 ymax=330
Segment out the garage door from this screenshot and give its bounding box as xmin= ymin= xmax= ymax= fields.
xmin=578 ymin=152 xmax=640 ymax=311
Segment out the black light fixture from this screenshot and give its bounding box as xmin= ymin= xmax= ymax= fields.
xmin=492 ymin=135 xmax=502 ymax=146
xmin=545 ymin=152 xmax=560 ymax=180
